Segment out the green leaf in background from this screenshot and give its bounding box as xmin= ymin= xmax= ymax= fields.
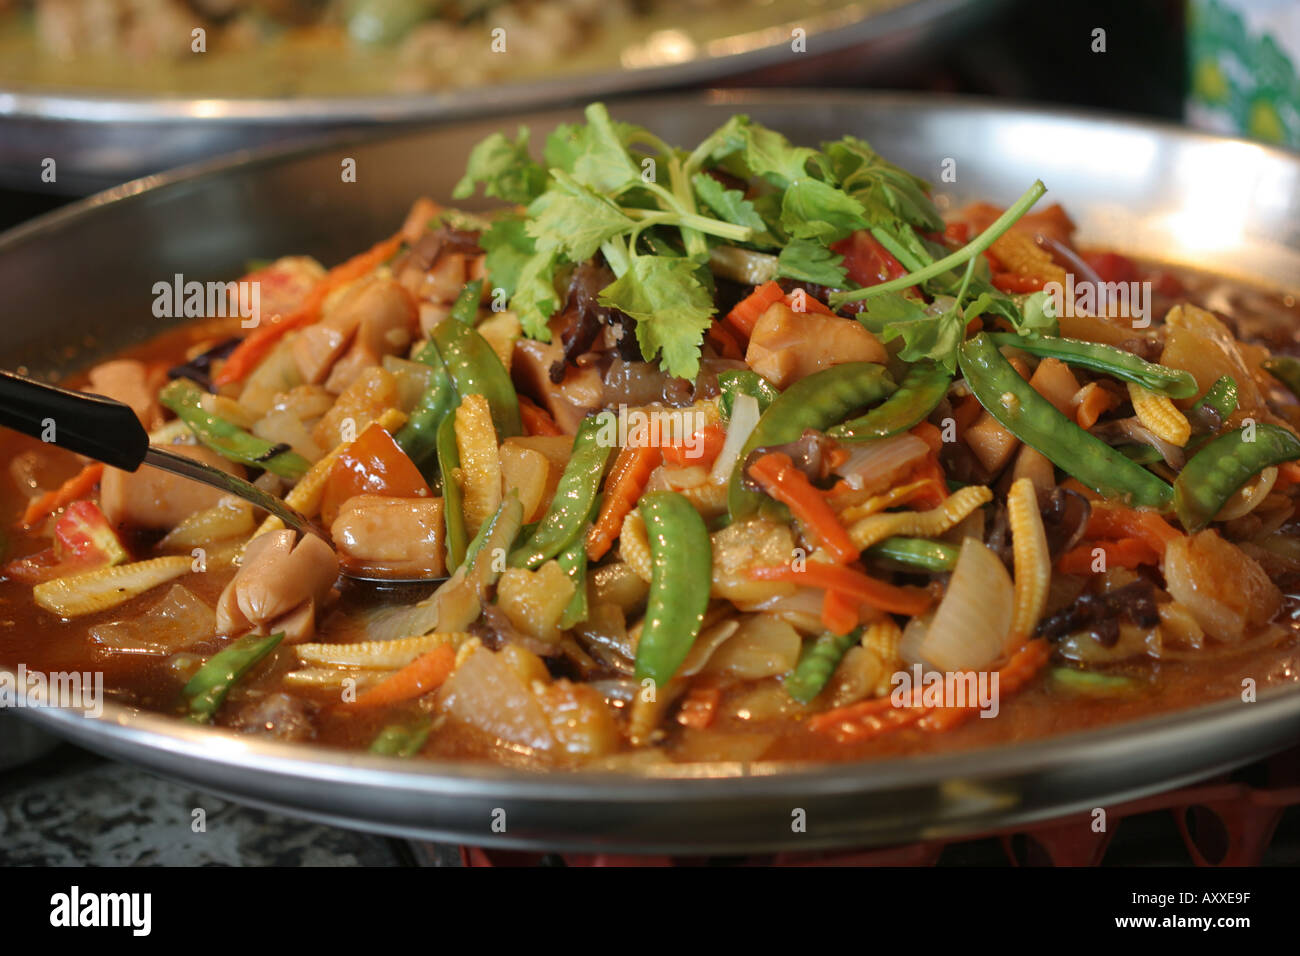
xmin=544 ymin=103 xmax=644 ymax=194
xmin=452 ymin=127 xmax=547 ymax=205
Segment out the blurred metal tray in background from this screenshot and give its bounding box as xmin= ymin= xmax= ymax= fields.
xmin=0 ymin=0 xmax=1000 ymax=194
xmin=3 ymin=91 xmax=1300 ymax=853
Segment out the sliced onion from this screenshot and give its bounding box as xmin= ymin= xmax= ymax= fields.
xmin=916 ymin=537 xmax=1014 ymax=671
xmin=710 ymin=393 xmax=760 ymax=485
xmin=1093 ymin=416 xmax=1185 ymax=469
xmin=702 ymin=615 xmax=801 ymax=680
xmin=833 ymin=433 xmax=930 ymax=491
xmin=1214 ymin=466 xmax=1277 ymax=522
xmin=734 ymin=587 xmax=826 ymax=634
xmin=439 ymin=646 xmax=555 ymax=752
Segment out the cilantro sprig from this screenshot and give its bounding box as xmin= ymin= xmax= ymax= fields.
xmin=455 ymin=104 xmax=1052 ymax=380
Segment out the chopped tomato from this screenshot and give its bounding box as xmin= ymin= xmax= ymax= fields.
xmin=54 ymin=501 xmax=128 ymax=567
xmin=321 ymin=423 xmax=432 ymax=526
xmin=832 ymin=231 xmax=909 ymax=288
xmin=662 ymin=423 xmax=727 ymax=467
xmin=1083 ymin=251 xmax=1138 ymax=285
xmin=944 ymin=221 xmax=970 ymax=245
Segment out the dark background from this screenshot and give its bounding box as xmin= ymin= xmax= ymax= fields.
xmin=0 ymin=0 xmax=1187 ymax=232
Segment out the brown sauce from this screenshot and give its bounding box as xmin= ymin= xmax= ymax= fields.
xmin=2 ymin=259 xmax=1299 ymax=769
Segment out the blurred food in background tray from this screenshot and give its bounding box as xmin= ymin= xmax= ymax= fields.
xmin=0 ymin=0 xmax=912 ymax=96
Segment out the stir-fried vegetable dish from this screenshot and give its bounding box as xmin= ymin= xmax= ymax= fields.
xmin=4 ymin=104 xmax=1300 ymax=768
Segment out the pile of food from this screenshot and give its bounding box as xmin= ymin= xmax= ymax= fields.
xmin=0 ymin=0 xmax=822 ymax=96
xmin=3 ymin=104 xmax=1299 ymax=767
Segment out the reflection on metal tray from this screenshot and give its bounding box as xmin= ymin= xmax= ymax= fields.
xmin=3 ymin=92 xmax=1300 ymax=853
xmin=0 ymin=0 xmax=999 ymax=194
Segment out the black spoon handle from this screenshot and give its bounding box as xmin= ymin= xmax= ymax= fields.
xmin=0 ymin=369 xmax=150 ymax=472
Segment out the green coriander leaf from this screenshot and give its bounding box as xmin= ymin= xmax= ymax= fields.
xmin=543 ymin=103 xmax=642 ymax=194
xmin=526 ymin=176 xmax=635 ymax=262
xmin=857 ymin=293 xmax=964 ymax=372
xmin=779 ymin=178 xmax=867 ymax=243
xmin=597 ymin=257 xmax=715 ymax=380
xmin=452 ymin=127 xmax=547 ymax=204
xmin=1015 ymin=290 xmax=1060 ymax=335
xmin=691 ymin=173 xmax=775 ymax=246
xmin=822 ymin=137 xmax=943 ymax=232
xmin=479 ymin=215 xmax=533 ymax=300
xmin=776 ymin=238 xmax=848 ymax=287
xmin=511 ymin=248 xmax=560 ymax=341
xmin=700 ymin=115 xmax=816 ymax=187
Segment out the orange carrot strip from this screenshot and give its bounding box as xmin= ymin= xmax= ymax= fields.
xmin=748 ymin=562 xmax=932 ymax=616
xmin=214 ymin=232 xmax=405 ymax=386
xmin=1277 ymin=461 xmax=1300 ymax=487
xmin=808 ymin=639 xmax=1051 ymax=741
xmin=586 ymin=444 xmax=661 ymax=561
xmin=676 ymin=681 xmax=722 ymax=729
xmin=19 ymin=463 xmax=104 ymax=530
xmin=910 ymin=421 xmax=943 ymax=454
xmin=348 ymin=644 xmax=457 ymax=710
xmin=519 ymin=395 xmax=564 ymax=436
xmin=662 ymin=423 xmax=727 ymax=467
xmin=1075 ymin=382 xmax=1118 ymax=429
xmin=706 ymin=322 xmax=745 ymax=360
xmin=725 ymin=280 xmax=785 ymax=337
xmin=820 ymin=588 xmax=860 ymax=636
xmin=783 ymin=289 xmax=836 ymax=316
xmin=1057 ymin=537 xmax=1159 ymax=575
xmin=806 ymin=696 xmax=926 ymax=742
xmin=918 ymin=639 xmax=1051 ymax=732
xmin=748 ymin=452 xmax=858 ymax=564
xmin=1085 ymin=503 xmax=1181 ymax=555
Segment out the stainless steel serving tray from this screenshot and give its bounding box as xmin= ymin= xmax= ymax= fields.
xmin=3 ymin=92 xmax=1300 ymax=854
xmin=0 ymin=0 xmax=998 ymax=194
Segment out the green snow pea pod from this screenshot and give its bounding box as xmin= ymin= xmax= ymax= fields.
xmin=160 ymin=379 xmax=310 ymax=479
xmin=1050 ymin=667 xmax=1139 ymax=697
xmin=1173 ymin=423 xmax=1300 ymax=531
xmin=1190 ymin=375 xmax=1239 ymax=422
xmin=369 ymin=718 xmax=432 ymax=757
xmin=865 ymin=536 xmax=959 ymax=572
xmin=958 ymin=333 xmax=1173 ymax=509
xmin=394 ymin=340 xmax=457 ymax=477
xmin=828 ymin=361 xmax=950 ymax=441
xmin=556 ymin=536 xmax=590 ymax=629
xmin=986 ymin=333 xmax=1198 ymax=399
xmin=784 ymin=629 xmax=862 ymax=704
xmin=633 ymin=492 xmax=712 ymax=688
xmin=509 ymin=412 xmax=614 ymax=568
xmin=1263 ymin=357 xmax=1300 ymax=400
xmin=450 ymin=278 xmax=484 ymax=325
xmin=436 ymin=408 xmax=468 ymax=571
xmin=718 ymin=369 xmax=780 ymax=420
xmin=728 ymin=362 xmax=896 ymax=519
xmin=432 ymin=307 xmax=521 ymax=438
xmin=184 ymin=632 xmax=283 ymax=724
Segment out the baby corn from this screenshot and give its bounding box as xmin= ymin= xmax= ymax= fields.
xmin=1128 ymin=382 xmax=1191 ymax=446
